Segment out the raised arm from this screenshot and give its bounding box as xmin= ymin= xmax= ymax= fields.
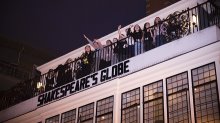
xmin=118 ymin=25 xmax=126 ymax=39
xmin=83 ymin=34 xmax=93 ymax=44
xmin=83 ymin=34 xmax=96 ymax=49
xmin=118 ymin=25 xmax=122 ymax=36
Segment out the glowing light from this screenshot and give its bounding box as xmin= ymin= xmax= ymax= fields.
xmin=37 ymin=82 xmax=43 ymax=89
xmin=192 ymin=14 xmax=197 ymax=27
xmin=102 ymin=116 xmax=105 ymax=119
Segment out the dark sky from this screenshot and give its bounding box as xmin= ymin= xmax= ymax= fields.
xmin=0 ymin=0 xmax=146 ymax=57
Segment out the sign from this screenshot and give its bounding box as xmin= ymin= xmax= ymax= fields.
xmin=37 ymin=60 xmax=130 ymax=107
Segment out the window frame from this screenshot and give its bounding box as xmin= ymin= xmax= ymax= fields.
xmin=121 ymin=87 xmax=140 ymax=123
xmin=191 ymin=62 xmax=220 ymax=123
xmin=95 ymin=95 xmax=114 ymax=123
xmin=61 ymin=108 xmax=77 ymax=123
xmin=166 ymin=71 xmax=191 ymax=123
xmin=78 ymin=102 xmax=95 ymax=123
xmin=142 ymin=80 xmax=164 ymax=123
xmin=45 ymin=114 xmax=60 ymax=123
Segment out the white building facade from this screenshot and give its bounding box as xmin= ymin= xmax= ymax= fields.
xmin=0 ymin=0 xmax=220 ymax=123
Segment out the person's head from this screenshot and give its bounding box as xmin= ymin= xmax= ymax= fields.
xmin=113 ymin=38 xmax=118 ymax=42
xmin=65 ymin=58 xmax=73 ymax=68
xmin=134 ymin=24 xmax=142 ymax=33
xmin=85 ymin=45 xmax=91 ymax=52
xmin=143 ymin=22 xmax=151 ymax=31
xmin=154 ymin=17 xmax=161 ymax=25
xmin=48 ymin=69 xmax=54 ymax=76
xmin=65 ymin=58 xmax=72 ymax=64
xmin=93 ymin=41 xmax=99 ymax=49
xmin=119 ymin=34 xmax=126 ymax=40
xmin=106 ymin=40 xmax=112 ymax=46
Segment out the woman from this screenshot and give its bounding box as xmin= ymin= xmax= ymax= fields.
xmin=127 ymin=24 xmax=144 ymax=56
xmin=153 ymin=17 xmax=167 ymax=47
xmin=45 ymin=69 xmax=56 ymax=91
xmin=143 ymin=22 xmax=154 ymax=51
xmin=55 ymin=64 xmax=65 ymax=87
xmin=99 ymin=40 xmax=114 ymax=70
xmin=63 ymin=58 xmax=74 ymax=84
xmin=83 ymin=34 xmax=103 ymax=71
xmin=80 ymin=45 xmax=94 ymax=77
xmin=114 ymin=25 xmax=129 ymax=62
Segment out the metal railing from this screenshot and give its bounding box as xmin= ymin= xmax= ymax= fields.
xmin=0 ymin=0 xmax=219 ymax=111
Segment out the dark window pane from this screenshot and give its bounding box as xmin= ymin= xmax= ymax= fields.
xmin=46 ymin=115 xmax=60 ymax=123
xmin=166 ymin=72 xmax=191 ymax=123
xmin=121 ymin=88 xmax=140 ymax=123
xmin=192 ymin=63 xmax=220 ymax=123
xmin=78 ymin=103 xmax=94 ymax=123
xmin=143 ymin=80 xmax=164 ymax=123
xmin=61 ymin=109 xmax=76 ymax=123
xmin=96 ymin=96 xmax=114 ymax=123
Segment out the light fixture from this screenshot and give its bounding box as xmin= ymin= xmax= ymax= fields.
xmin=37 ymin=82 xmax=43 ymax=89
xmin=102 ymin=116 xmax=105 ymax=119
xmin=192 ymin=14 xmax=197 ymax=27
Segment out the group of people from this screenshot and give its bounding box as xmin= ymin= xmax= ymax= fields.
xmin=44 ymin=16 xmax=167 ymax=92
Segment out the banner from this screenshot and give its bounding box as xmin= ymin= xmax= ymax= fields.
xmin=37 ymin=60 xmax=130 ymax=107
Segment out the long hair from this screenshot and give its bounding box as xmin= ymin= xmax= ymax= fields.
xmin=143 ymin=22 xmax=151 ymax=32
xmin=133 ymin=24 xmax=142 ymax=33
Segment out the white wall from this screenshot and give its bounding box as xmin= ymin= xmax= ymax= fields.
xmin=3 ymin=25 xmax=220 ymax=123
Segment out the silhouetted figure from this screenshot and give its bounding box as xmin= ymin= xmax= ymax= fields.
xmin=45 ymin=69 xmax=56 ymax=91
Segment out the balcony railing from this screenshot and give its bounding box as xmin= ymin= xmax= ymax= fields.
xmin=0 ymin=0 xmax=219 ymax=111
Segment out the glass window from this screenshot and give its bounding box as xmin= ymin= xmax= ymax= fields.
xmin=61 ymin=109 xmax=76 ymax=123
xmin=166 ymin=72 xmax=191 ymax=123
xmin=96 ymin=96 xmax=114 ymax=123
xmin=121 ymin=88 xmax=140 ymax=123
xmin=143 ymin=80 xmax=164 ymax=123
xmin=45 ymin=115 xmax=59 ymax=123
xmin=192 ymin=63 xmax=220 ymax=123
xmin=78 ymin=103 xmax=94 ymax=123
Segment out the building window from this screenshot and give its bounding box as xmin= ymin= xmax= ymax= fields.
xmin=121 ymin=88 xmax=140 ymax=123
xmin=166 ymin=72 xmax=191 ymax=123
xmin=78 ymin=103 xmax=94 ymax=123
xmin=61 ymin=109 xmax=76 ymax=123
xmin=96 ymin=96 xmax=114 ymax=123
xmin=45 ymin=115 xmax=60 ymax=123
xmin=143 ymin=80 xmax=164 ymax=123
xmin=192 ymin=63 xmax=220 ymax=123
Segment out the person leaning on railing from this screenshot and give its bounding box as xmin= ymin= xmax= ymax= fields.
xmin=83 ymin=34 xmax=103 ymax=72
xmin=54 ymin=63 xmax=65 ymax=87
xmin=127 ymin=24 xmax=144 ymax=56
xmin=114 ymin=25 xmax=129 ymax=62
xmin=45 ymin=69 xmax=56 ymax=91
xmin=80 ymin=45 xmax=94 ymax=77
xmin=74 ymin=57 xmax=83 ymax=79
xmin=143 ymin=22 xmax=154 ymax=51
xmin=63 ymin=58 xmax=75 ymax=84
xmin=152 ymin=17 xmax=167 ymax=47
xmin=99 ymin=40 xmax=114 ymax=70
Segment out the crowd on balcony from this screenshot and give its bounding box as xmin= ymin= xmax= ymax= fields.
xmin=42 ymin=16 xmax=168 ymax=92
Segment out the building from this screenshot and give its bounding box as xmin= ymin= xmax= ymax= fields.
xmin=0 ymin=0 xmax=220 ymax=123
xmin=0 ymin=36 xmax=54 ymax=91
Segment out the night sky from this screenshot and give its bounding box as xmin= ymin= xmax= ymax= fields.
xmin=0 ymin=0 xmax=146 ymax=57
